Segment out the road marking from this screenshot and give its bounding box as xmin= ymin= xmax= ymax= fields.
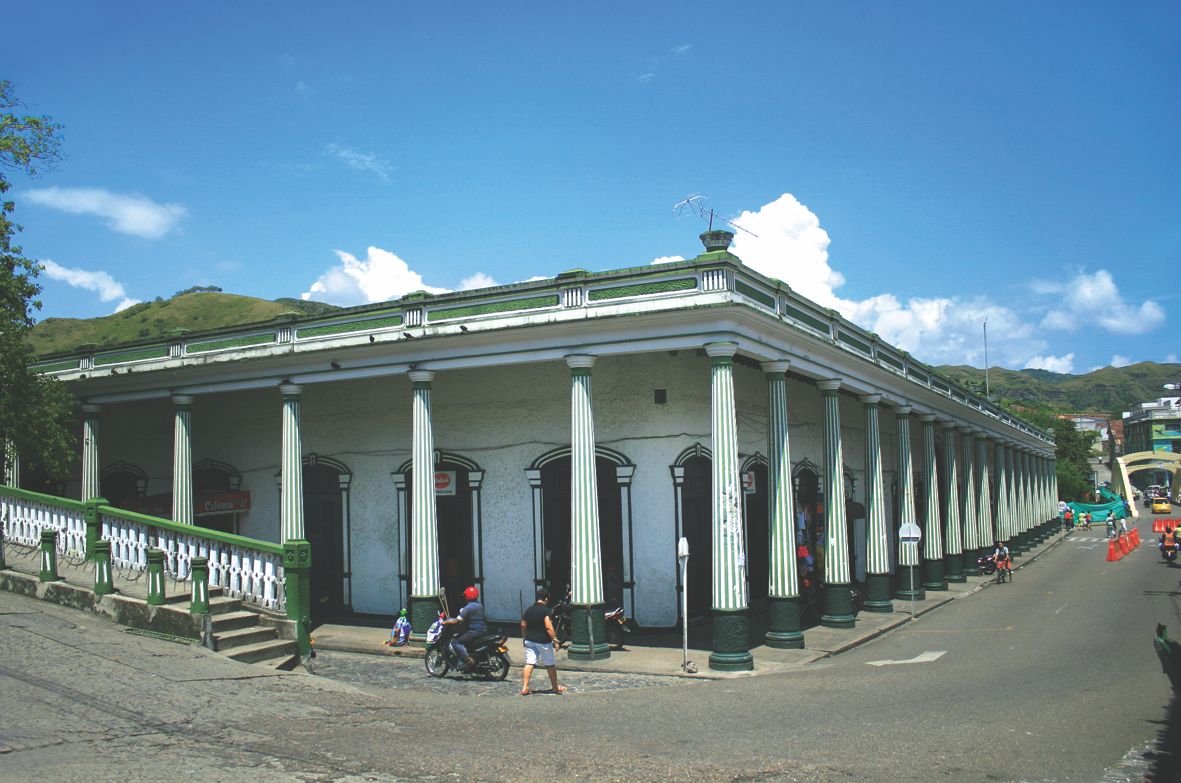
xmin=1055 ymin=602 xmax=1068 ymax=615
xmin=1077 ymin=545 xmax=1097 ymax=550
xmin=866 ymin=650 xmax=946 ymax=667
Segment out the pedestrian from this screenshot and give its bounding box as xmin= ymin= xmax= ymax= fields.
xmin=1084 ymin=511 xmax=1093 ymax=531
xmin=1064 ymin=508 xmax=1074 ymax=532
xmin=519 ymin=587 xmax=565 ymax=696
xmin=1105 ymin=512 xmax=1115 ymax=539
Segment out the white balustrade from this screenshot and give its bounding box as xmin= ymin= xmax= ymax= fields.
xmin=0 ymin=494 xmax=86 ymax=556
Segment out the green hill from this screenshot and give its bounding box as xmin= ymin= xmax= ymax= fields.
xmin=28 ymin=293 xmax=339 ymax=357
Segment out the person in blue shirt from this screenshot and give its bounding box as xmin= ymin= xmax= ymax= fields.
xmin=444 ymin=585 xmax=486 ymax=669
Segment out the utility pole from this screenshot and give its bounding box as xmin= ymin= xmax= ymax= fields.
xmin=983 ymin=318 xmax=990 ymax=401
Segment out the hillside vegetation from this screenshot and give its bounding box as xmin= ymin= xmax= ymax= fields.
xmin=28 ymin=293 xmax=339 ymax=356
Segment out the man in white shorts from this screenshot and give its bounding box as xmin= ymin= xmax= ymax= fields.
xmin=519 ymin=588 xmax=565 ymax=695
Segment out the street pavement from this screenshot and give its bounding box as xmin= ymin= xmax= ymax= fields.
xmin=1 ymin=518 xmax=1176 ymax=782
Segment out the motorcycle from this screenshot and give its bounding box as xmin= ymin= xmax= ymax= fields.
xmin=977 ymin=555 xmax=1012 ymax=583
xmin=424 ymin=619 xmax=511 ymax=680
xmin=1160 ymin=543 xmax=1179 ymax=564
xmin=550 ymin=590 xmax=630 ymax=649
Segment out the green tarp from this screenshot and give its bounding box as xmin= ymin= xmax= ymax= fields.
xmin=1066 ymin=487 xmax=1129 ymax=520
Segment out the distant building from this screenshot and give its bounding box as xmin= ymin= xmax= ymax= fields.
xmin=1122 ymin=397 xmax=1181 ymax=487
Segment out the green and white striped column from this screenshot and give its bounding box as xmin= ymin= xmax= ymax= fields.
xmin=762 ymin=361 xmax=804 ymax=648
xmin=3 ymin=440 xmax=18 ymax=487
xmin=975 ymin=434 xmax=994 ymax=560
xmin=941 ymin=423 xmax=965 ymax=583
xmin=408 ymin=370 xmax=443 ymax=639
xmin=994 ymin=442 xmax=1010 ymax=546
xmin=894 ymin=405 xmax=923 ymax=601
xmin=862 ymin=394 xmax=892 ymax=612
xmin=1005 ymin=443 xmax=1019 ymax=547
xmin=566 ymin=356 xmax=609 ymax=661
xmin=706 ymin=343 xmax=752 ymax=670
xmin=171 ymin=394 xmax=194 ymax=525
xmin=819 ymin=379 xmax=854 ymax=628
xmin=279 ymin=384 xmax=305 ymax=542
xmin=919 ymin=415 xmax=946 ymax=591
xmin=1014 ymin=447 xmax=1029 ymax=553
xmin=81 ymin=403 xmax=101 ymax=501
xmin=958 ymin=428 xmax=978 ymax=572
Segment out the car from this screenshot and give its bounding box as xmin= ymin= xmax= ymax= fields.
xmin=1153 ymin=497 xmax=1172 ymax=514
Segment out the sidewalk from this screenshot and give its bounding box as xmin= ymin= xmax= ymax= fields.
xmin=311 ymin=529 xmax=1070 ymax=679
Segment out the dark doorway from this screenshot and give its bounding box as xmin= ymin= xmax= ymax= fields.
xmin=404 ymin=461 xmax=475 ymax=614
xmin=681 ymin=455 xmax=712 ymax=618
xmin=100 ymin=466 xmax=145 ymax=509
xmin=194 ymin=463 xmax=235 ymax=535
xmin=540 ymin=455 xmax=623 ymax=608
xmin=744 ymin=462 xmax=769 ymax=605
xmin=304 ymin=462 xmax=344 ymax=623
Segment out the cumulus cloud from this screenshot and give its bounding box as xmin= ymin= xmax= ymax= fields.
xmin=1110 ymin=355 xmax=1132 ymax=367
xmin=23 ymin=187 xmax=186 ymax=239
xmin=301 ymin=247 xmax=448 ymax=306
xmin=326 ymin=143 xmax=391 ymax=182
xmin=1036 ymin=269 xmax=1164 ymax=335
xmin=652 ymin=255 xmax=685 ymax=265
xmin=459 ymin=273 xmax=498 ymax=291
xmin=1024 ymin=353 xmax=1075 ymax=373
xmin=40 ymin=259 xmax=141 ymax=313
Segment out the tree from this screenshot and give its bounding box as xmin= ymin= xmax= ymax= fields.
xmin=1 ymin=81 xmax=76 ymax=484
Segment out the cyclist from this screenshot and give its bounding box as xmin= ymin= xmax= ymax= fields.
xmin=992 ymin=540 xmax=1012 ymax=582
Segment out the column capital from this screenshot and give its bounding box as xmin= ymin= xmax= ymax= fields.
xmin=564 ymin=354 xmax=596 ymax=370
xmin=940 ymin=420 xmax=959 ymax=431
xmin=817 ymin=378 xmax=842 ymax=392
xmin=81 ymin=403 xmax=101 ymax=415
xmin=760 ymin=360 xmax=791 ymax=375
xmin=704 ymin=341 xmax=738 ymax=358
xmin=859 ymin=393 xmax=882 ymax=405
xmin=974 ymin=429 xmax=989 ymax=440
xmin=956 ymin=425 xmax=973 ymax=435
xmin=408 ymin=369 xmax=437 ymax=384
xmin=171 ymin=394 xmax=195 ymax=407
xmin=917 ymin=413 xmax=937 ymax=423
xmin=893 ymin=404 xmax=913 ymax=416
xmin=279 ymin=383 xmax=303 ymax=398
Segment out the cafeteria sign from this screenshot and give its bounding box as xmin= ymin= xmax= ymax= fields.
xmin=434 ymin=471 xmax=456 ymax=496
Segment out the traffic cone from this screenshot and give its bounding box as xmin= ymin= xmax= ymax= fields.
xmin=1107 ymin=538 xmax=1120 ymax=562
xmin=1131 ymin=528 xmax=1141 ymax=547
xmin=1118 ymin=534 xmax=1130 ymax=555
xmin=1154 ymin=520 xmax=1164 ymax=533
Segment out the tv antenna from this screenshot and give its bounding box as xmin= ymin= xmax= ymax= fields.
xmin=672 ymin=194 xmax=757 ymax=237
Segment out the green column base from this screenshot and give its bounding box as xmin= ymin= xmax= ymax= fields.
xmin=820 ymin=584 xmax=855 ymax=628
xmin=409 ymin=594 xmax=442 ymax=644
xmin=568 ymin=604 xmax=610 ymax=660
xmin=922 ymin=558 xmax=947 ymax=591
xmin=944 ymin=552 xmax=966 ymax=583
xmin=863 ymin=573 xmax=893 ymax=613
xmin=709 ymin=608 xmax=752 ymax=670
xmin=765 ymin=595 xmax=804 ymax=648
xmin=895 ymin=565 xmax=925 ymax=601
xmin=963 ymin=548 xmax=982 ymax=576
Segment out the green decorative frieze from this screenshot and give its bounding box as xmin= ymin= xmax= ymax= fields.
xmin=587 ymin=278 xmax=697 ymax=302
xmin=33 ymin=359 xmax=80 ymax=374
xmin=94 ymin=346 xmax=170 ymax=366
xmin=427 ymin=294 xmax=559 ymax=322
xmin=837 ymin=330 xmax=871 ymax=355
xmin=297 ymin=314 xmax=404 ymax=339
xmin=186 ymin=333 xmax=275 ymax=354
xmin=782 ymin=303 xmax=830 ymax=333
xmin=879 ymin=352 xmax=905 ymax=371
xmin=734 ymin=280 xmax=775 ymax=308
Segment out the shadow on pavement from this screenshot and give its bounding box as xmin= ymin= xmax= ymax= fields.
xmin=1145 ymin=694 xmax=1180 ymax=782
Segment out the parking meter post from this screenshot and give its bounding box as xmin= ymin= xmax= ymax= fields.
xmin=678 ymin=536 xmax=691 ymax=673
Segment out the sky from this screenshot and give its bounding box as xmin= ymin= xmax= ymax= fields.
xmin=4 ymin=2 xmax=1179 ymax=374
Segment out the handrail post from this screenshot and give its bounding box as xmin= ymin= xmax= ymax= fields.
xmin=39 ymin=529 xmax=60 ymax=582
xmin=0 ymin=512 xmax=6 ymax=570
xmin=93 ymin=539 xmax=114 ymax=595
xmin=190 ymin=556 xmax=209 ymax=614
xmin=283 ymin=540 xmax=312 ymax=658
xmin=84 ymin=497 xmax=108 ymax=560
xmin=146 ymin=548 xmax=166 ymax=605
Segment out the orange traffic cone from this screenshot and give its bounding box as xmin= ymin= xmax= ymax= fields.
xmin=1119 ymin=534 xmax=1130 ymax=555
xmin=1107 ymin=538 xmax=1120 ymax=562
xmin=1154 ymin=520 xmax=1164 ymax=533
xmin=1131 ymin=528 xmax=1141 ymax=547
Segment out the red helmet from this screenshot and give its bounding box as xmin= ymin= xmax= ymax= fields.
xmin=463 ymin=585 xmax=479 ymax=601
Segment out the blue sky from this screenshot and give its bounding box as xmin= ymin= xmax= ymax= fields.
xmin=4 ymin=1 xmax=1178 ymax=373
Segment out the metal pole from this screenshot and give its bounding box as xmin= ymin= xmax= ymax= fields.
xmin=909 ymin=561 xmax=916 ymax=621
xmin=682 ymin=556 xmax=689 ymax=670
xmin=983 ymin=318 xmax=990 ymax=401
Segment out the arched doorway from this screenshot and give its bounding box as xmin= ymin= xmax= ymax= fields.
xmin=673 ymin=445 xmax=712 ymax=619
xmin=528 ymin=447 xmax=633 ymax=613
xmin=302 ymin=455 xmax=352 ymax=623
xmin=100 ymin=461 xmax=147 ymax=509
xmin=193 ymin=458 xmax=242 ymax=535
xmin=741 ymin=455 xmax=769 ymax=606
xmin=396 ymin=454 xmax=483 ymax=614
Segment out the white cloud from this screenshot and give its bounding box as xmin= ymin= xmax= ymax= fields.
xmin=459 ymin=273 xmax=498 ymax=291
xmin=1166 ymin=353 xmax=1179 ymax=363
xmin=326 ymin=143 xmax=391 ymax=182
xmin=23 ymin=187 xmax=186 ymax=239
xmin=1024 ymin=353 xmax=1075 ymax=373
xmin=1036 ymin=269 xmax=1164 ymax=335
xmin=651 ymin=255 xmax=685 ymax=265
xmin=39 ymin=259 xmax=141 ymax=313
xmin=1110 ymin=354 xmax=1132 ymax=367
xmin=301 ymin=246 xmax=448 ymax=306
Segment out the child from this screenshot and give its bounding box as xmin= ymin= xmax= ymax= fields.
xmin=385 ymin=608 xmax=412 ymax=646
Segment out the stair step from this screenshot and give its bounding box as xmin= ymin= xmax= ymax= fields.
xmin=225 ymin=638 xmax=298 ymax=665
xmin=214 ymin=626 xmax=278 ymax=651
xmin=212 ymin=610 xmax=261 ymax=633
xmin=255 ymin=653 xmax=300 ymax=671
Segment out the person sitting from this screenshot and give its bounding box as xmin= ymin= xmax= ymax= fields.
xmin=992 ymin=541 xmax=1012 ymax=578
xmin=1160 ymin=526 xmax=1178 ymax=557
xmin=444 ymin=585 xmax=486 ymax=670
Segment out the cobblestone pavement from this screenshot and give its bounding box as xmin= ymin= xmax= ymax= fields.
xmin=304 ymin=649 xmax=705 ymax=697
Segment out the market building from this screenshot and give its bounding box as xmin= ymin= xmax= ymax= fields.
xmin=3 ymin=231 xmax=1058 ymax=670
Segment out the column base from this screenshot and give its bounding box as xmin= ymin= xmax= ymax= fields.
xmin=568 ymin=604 xmax=610 ymax=660
xmin=765 ymin=595 xmax=804 ymax=648
xmin=922 ymin=558 xmax=947 ymax=591
xmin=944 ymin=552 xmax=966 ymax=583
xmin=820 ymin=583 xmax=856 ymax=628
xmin=863 ymin=573 xmax=893 ymax=613
xmin=709 ymin=608 xmax=752 ymax=671
xmin=963 ymin=548 xmax=982 ymax=575
xmin=895 ymin=565 xmax=925 ymax=601
xmin=408 ymin=594 xmax=442 ymax=644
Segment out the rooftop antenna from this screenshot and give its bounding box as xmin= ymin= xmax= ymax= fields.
xmin=673 ymin=194 xmax=758 ymax=238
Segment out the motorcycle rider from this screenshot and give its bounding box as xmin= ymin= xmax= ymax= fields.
xmin=1160 ymin=526 xmax=1178 ymax=561
xmin=992 ymin=540 xmax=1012 ymax=579
xmin=443 ymin=585 xmax=486 ymax=670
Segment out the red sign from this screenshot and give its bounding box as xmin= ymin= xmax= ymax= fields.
xmin=434 ymin=471 xmax=456 ymax=496
xmin=197 ymin=490 xmax=251 ymax=516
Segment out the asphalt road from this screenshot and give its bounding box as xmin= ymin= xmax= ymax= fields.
xmin=1 ymin=519 xmax=1176 ymax=782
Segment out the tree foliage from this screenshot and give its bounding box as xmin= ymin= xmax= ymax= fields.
xmin=1 ymin=81 xmax=76 ymax=482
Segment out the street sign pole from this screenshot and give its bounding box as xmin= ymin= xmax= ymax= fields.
xmin=898 ymin=523 xmax=923 ymax=623
xmin=677 ymin=537 xmax=694 ymax=673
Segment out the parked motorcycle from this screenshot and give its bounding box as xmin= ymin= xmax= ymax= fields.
xmin=977 ymin=555 xmax=1012 ymax=583
xmin=424 ymin=619 xmax=511 ymax=680
xmin=550 ymin=590 xmax=630 ymax=649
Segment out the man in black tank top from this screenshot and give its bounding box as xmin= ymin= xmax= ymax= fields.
xmin=520 ymin=588 xmax=565 ymax=695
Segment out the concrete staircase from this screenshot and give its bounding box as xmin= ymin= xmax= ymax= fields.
xmin=166 ymin=588 xmax=299 ymax=670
